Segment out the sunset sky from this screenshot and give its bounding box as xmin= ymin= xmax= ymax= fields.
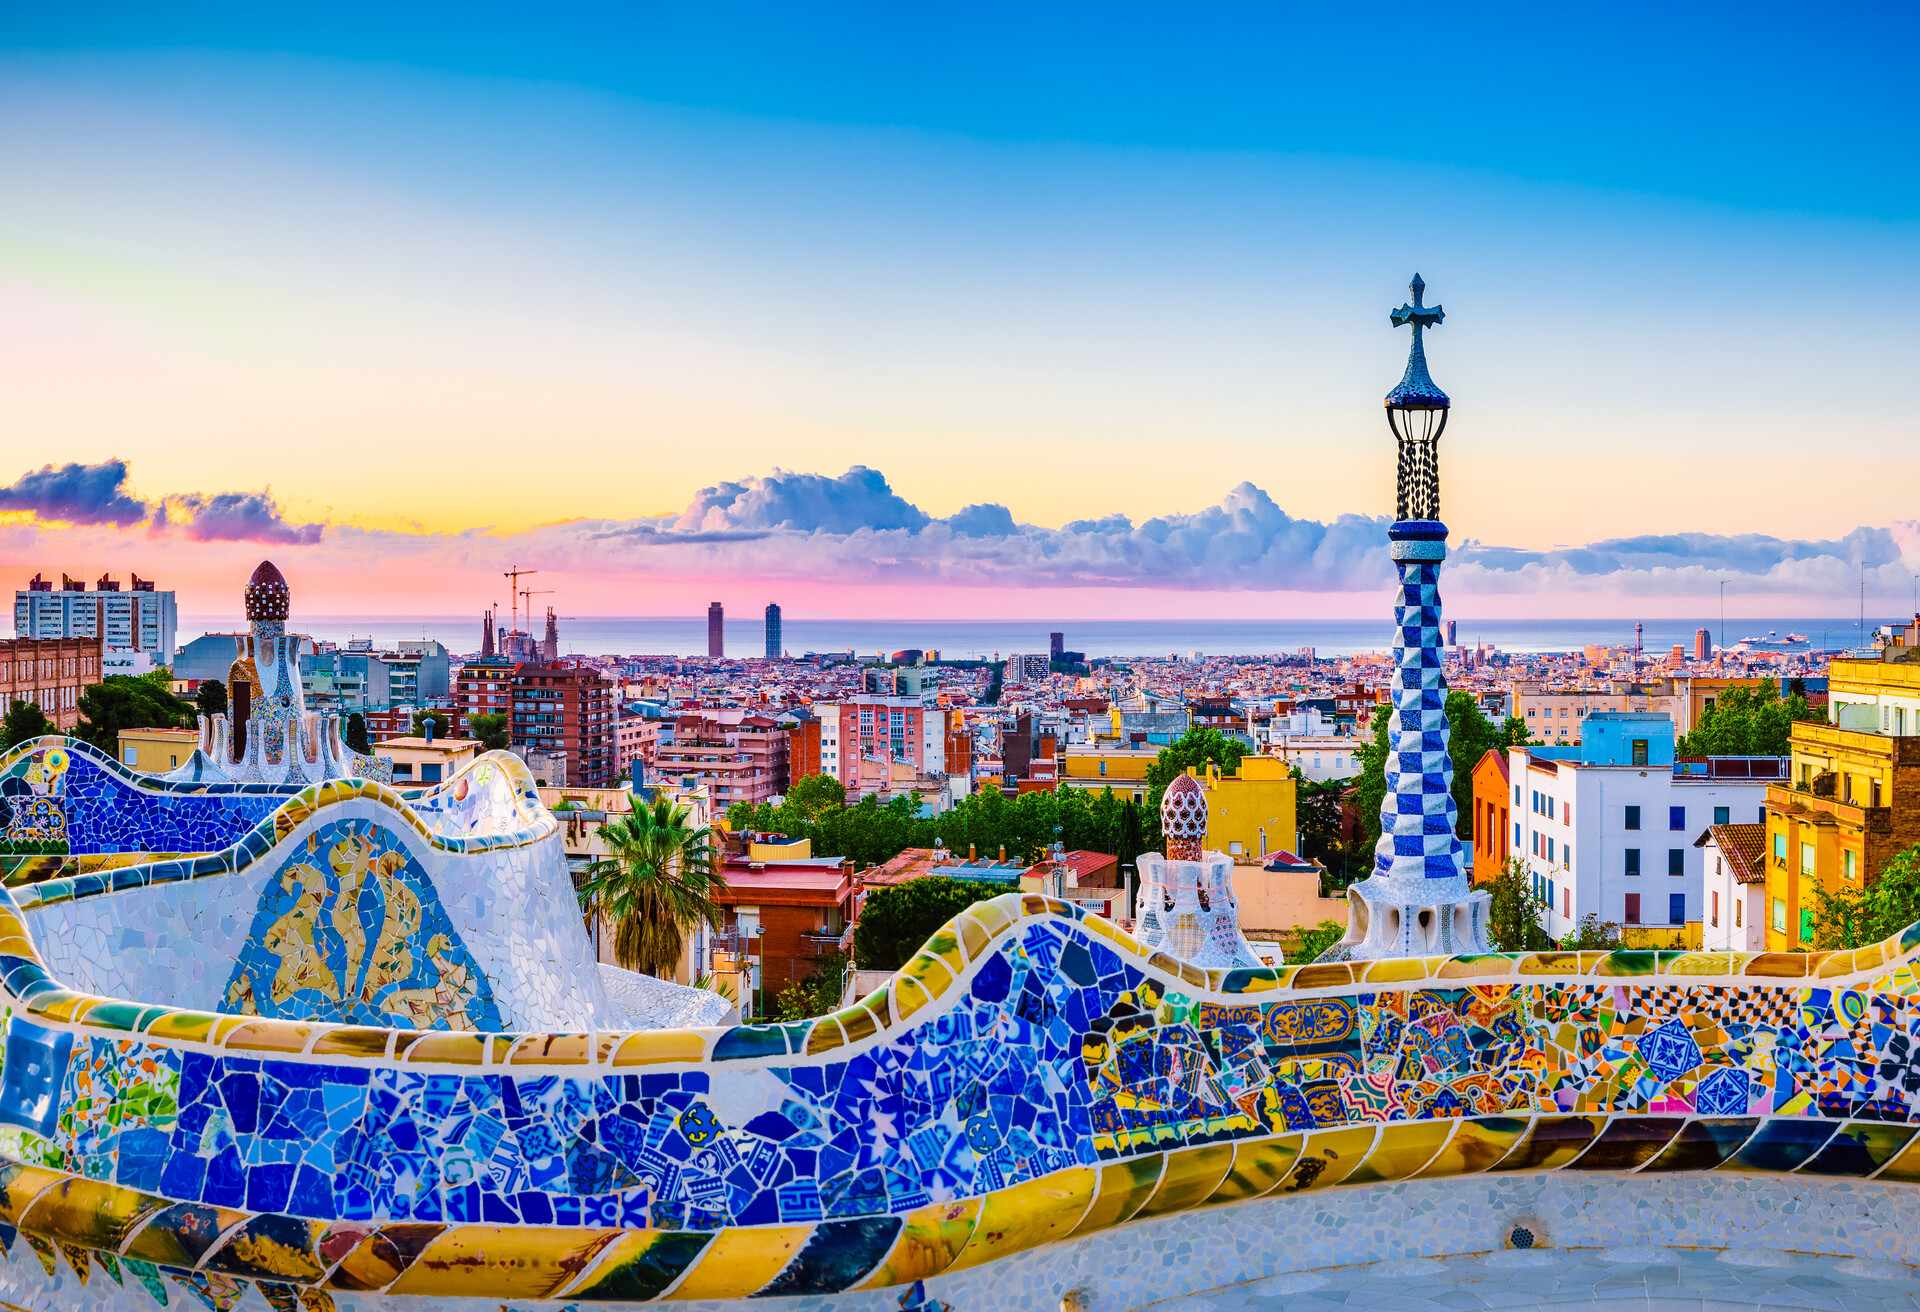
xmin=3 ymin=4 xmax=1917 ymax=621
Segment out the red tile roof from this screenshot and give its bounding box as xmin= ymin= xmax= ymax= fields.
xmin=1698 ymin=823 xmax=1767 ymax=884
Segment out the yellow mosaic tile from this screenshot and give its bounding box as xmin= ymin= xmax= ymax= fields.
xmin=852 ymin=1198 xmax=981 ymax=1290
xmin=944 ymin=1166 xmax=1097 ymax=1271
xmin=610 ymin=1029 xmax=710 ymax=1067
xmin=661 ymin=1223 xmax=812 ymax=1299
xmin=387 ymin=1225 xmax=619 ymax=1298
xmin=1067 ymin=1157 xmax=1165 ymax=1238
xmin=1133 ymin=1142 xmax=1236 ymax=1218
xmin=1343 ymin=1119 xmax=1456 ymax=1185
xmin=1206 ymin=1133 xmax=1302 ymax=1203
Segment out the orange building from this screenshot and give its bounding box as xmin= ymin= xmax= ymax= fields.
xmin=1 ymin=637 xmax=102 ymax=732
xmin=788 ymin=715 xmax=822 ymax=784
xmin=1468 ymin=747 xmax=1512 ymax=885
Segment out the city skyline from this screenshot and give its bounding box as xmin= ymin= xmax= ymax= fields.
xmin=4 ymin=4 xmax=1918 ymax=618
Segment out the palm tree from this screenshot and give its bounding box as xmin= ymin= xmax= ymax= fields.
xmin=580 ymin=794 xmax=725 ymax=979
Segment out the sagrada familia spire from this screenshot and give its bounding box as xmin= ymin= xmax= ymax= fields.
xmin=1332 ymin=275 xmax=1492 ymax=959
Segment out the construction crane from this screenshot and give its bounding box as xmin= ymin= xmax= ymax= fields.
xmin=502 ymin=566 xmax=539 ymax=638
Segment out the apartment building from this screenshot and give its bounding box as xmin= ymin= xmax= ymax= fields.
xmin=15 ymin=573 xmax=176 ymax=666
xmin=1763 ymin=652 xmax=1920 ymax=950
xmin=651 ymin=712 xmax=790 ymax=809
xmin=512 ymin=663 xmax=615 ymax=787
xmin=0 ymin=637 xmax=101 ymax=732
xmin=1509 ymin=713 xmax=1781 ymax=945
xmin=815 ymin=695 xmax=953 ymax=799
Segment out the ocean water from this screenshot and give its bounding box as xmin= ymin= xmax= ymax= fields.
xmin=175 ymin=615 xmax=1888 ymax=660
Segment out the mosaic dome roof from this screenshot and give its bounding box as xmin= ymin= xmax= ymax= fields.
xmin=1162 ymin=772 xmax=1207 ymax=859
xmin=244 ymin=560 xmax=290 ymax=622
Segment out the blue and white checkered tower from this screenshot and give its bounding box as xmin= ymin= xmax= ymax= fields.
xmin=1335 ymin=275 xmax=1492 ymax=958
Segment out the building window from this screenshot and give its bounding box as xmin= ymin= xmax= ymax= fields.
xmin=1669 ymin=805 xmax=1685 ymax=831
xmin=1735 ymin=900 xmax=1742 ymax=928
xmin=1711 ymin=890 xmax=1720 ymax=927
xmin=1800 ymin=843 xmax=1816 ymax=878
xmin=1771 ymin=898 xmax=1785 ymax=933
xmin=1713 ymin=805 xmax=1730 ymax=825
xmin=1631 ymin=739 xmax=1649 ymax=766
xmin=1669 ymin=893 xmax=1686 ymax=925
xmin=1625 ymin=805 xmax=1641 ymax=831
xmin=1772 ymin=832 xmax=1786 ymax=864
xmin=1844 ymin=849 xmax=1858 ymax=882
xmin=1799 ymin=908 xmax=1814 ymax=944
xmin=1625 ymin=848 xmax=1641 ymax=877
xmin=1625 ymin=892 xmax=1641 ymax=925
xmin=1668 ymin=848 xmax=1685 ymax=877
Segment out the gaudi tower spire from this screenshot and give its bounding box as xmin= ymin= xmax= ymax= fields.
xmin=1332 ymin=275 xmax=1492 ymax=958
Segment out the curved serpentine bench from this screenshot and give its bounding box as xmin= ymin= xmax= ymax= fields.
xmin=0 ymin=741 xmax=1917 ymax=1307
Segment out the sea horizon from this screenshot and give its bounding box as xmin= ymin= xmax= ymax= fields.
xmin=169 ymin=614 xmax=1895 ymax=661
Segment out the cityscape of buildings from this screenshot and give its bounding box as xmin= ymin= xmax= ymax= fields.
xmin=12 ymin=545 xmax=1911 ymax=995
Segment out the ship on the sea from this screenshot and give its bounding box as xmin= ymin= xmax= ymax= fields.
xmin=1737 ymin=628 xmax=1812 ymax=652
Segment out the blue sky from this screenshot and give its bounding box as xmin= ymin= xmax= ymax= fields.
xmin=3 ymin=3 xmax=1917 ymax=617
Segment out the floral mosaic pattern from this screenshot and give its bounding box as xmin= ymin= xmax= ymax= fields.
xmin=221 ymin=819 xmax=501 ymax=1032
xmin=0 ymin=739 xmax=286 ymax=860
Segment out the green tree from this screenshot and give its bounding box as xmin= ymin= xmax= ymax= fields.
xmin=1560 ymin=913 xmax=1623 ymax=950
xmin=1115 ymin=798 xmax=1145 ymax=886
xmin=193 ymin=679 xmax=228 ymax=720
xmin=1813 ymin=842 xmax=1920 ymax=949
xmin=766 ymin=952 xmax=848 ymax=1021
xmin=579 ymin=795 xmax=726 ymax=978
xmin=1678 ymin=684 xmax=1816 ymax=757
xmin=468 ymin=711 xmax=509 ymax=752
xmin=1295 ymin=775 xmax=1349 ymax=882
xmin=73 ymin=676 xmax=195 ymax=752
xmin=411 ymin=709 xmax=451 ymax=739
xmin=344 ymin=712 xmax=372 ymax=755
xmin=1485 ymin=857 xmax=1553 ymax=951
xmin=785 ymin=773 xmax=846 ymax=821
xmin=1292 ymin=919 xmax=1344 ymax=963
xmin=852 ymin=877 xmax=999 ymax=971
xmin=1 ymin=700 xmax=55 ymax=751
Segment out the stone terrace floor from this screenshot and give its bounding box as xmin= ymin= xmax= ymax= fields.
xmin=1153 ymin=1246 xmax=1920 ymax=1311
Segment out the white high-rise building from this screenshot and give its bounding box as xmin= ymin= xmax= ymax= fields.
xmin=15 ymin=572 xmax=177 ymax=666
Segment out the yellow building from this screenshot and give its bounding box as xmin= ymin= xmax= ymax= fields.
xmin=375 ymin=735 xmax=480 ymax=787
xmin=1058 ymin=747 xmax=1157 ymax=803
xmin=1193 ymin=756 xmax=1298 ymax=862
xmin=1763 ymin=657 xmax=1920 ymax=950
xmin=116 ymin=727 xmax=199 ymax=774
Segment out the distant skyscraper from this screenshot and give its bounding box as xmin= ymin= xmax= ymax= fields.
xmin=1049 ymin=630 xmax=1064 ymax=661
xmin=1445 ymin=619 xmax=1457 ymax=646
xmin=707 ymin=602 xmax=724 ymax=658
xmin=765 ymin=603 xmax=783 ymax=659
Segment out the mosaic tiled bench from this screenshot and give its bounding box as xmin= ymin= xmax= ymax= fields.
xmin=2 ymin=763 xmax=1920 ymax=1312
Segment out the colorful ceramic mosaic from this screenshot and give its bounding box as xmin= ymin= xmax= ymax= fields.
xmin=2 ymin=851 xmax=1920 ymax=1307
xmin=221 ymin=818 xmax=502 ymax=1031
xmin=0 ymin=738 xmax=289 ymax=861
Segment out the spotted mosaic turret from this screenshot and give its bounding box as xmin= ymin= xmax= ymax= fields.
xmin=1334 ymin=276 xmax=1490 ymax=959
xmin=1133 ymin=771 xmax=1266 ymax=968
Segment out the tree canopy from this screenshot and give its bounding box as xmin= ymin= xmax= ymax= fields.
xmin=73 ymin=676 xmax=195 ymax=752
xmin=1678 ymin=684 xmax=1816 ymax=757
xmin=411 ymin=709 xmax=451 ymax=739
xmin=193 ymin=679 xmax=228 ymax=720
xmin=1813 ymin=842 xmax=1920 ymax=950
xmin=852 ymin=877 xmax=999 ymax=971
xmin=468 ymin=712 xmax=509 ymax=753
xmin=0 ymin=700 xmax=54 ymax=751
xmin=343 ymin=712 xmax=372 ymax=755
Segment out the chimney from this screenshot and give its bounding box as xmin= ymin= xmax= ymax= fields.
xmin=968 ymin=842 xmax=977 ymax=861
xmin=997 ymin=844 xmax=1006 ymax=863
